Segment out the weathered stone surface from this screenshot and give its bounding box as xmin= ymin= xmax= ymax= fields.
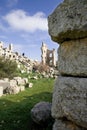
xmin=28 ymin=83 xmax=33 ymax=88
xmin=3 ymin=78 xmax=9 ymax=82
xmin=23 ymin=78 xmax=28 ymax=84
xmin=5 ymin=86 xmax=20 ymax=94
xmin=31 ymin=101 xmax=52 ymax=125
xmin=53 ymin=119 xmax=83 ymax=130
xmin=58 ymin=38 xmax=87 ymax=76
xmin=0 ymin=81 xmax=10 ymax=91
xmin=48 ymin=0 xmax=87 ymax=43
xmin=0 ymin=86 xmax=3 ymax=97
xmin=52 ymin=76 xmax=87 ymax=128
xmin=17 ymin=79 xmax=25 ymax=86
xmin=48 ymin=0 xmax=87 ymax=129
xmin=20 ymin=86 xmax=25 ymax=91
xmin=10 ymin=80 xmax=17 ymax=87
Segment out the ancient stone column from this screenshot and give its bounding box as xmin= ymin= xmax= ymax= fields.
xmin=48 ymin=0 xmax=87 ymax=129
xmin=41 ymin=42 xmax=48 ymax=64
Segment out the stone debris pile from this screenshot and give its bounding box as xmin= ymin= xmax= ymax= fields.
xmin=0 ymin=77 xmax=33 ymax=96
xmin=0 ymin=41 xmax=39 ymax=73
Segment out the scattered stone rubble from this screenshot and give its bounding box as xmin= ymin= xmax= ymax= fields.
xmin=0 ymin=41 xmax=58 ymax=78
xmin=0 ymin=77 xmax=33 ymax=97
xmin=0 ymin=41 xmax=40 ymax=73
xmin=48 ymin=0 xmax=87 ymax=130
xmin=0 ymin=67 xmax=58 ymax=97
xmin=0 ymin=33 xmax=58 ymax=98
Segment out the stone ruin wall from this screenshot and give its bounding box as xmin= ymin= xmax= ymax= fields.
xmin=0 ymin=41 xmax=39 ymax=73
xmin=0 ymin=41 xmax=57 ymax=71
xmin=41 ymin=42 xmax=56 ymax=67
xmin=0 ymin=41 xmax=20 ymax=60
xmin=48 ymin=0 xmax=87 ymax=129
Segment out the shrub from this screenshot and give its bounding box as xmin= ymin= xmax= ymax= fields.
xmin=33 ymin=63 xmax=50 ymax=73
xmin=0 ymin=56 xmax=18 ymax=79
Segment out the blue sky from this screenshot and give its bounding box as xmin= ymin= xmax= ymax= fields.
xmin=0 ymin=0 xmax=63 ymax=61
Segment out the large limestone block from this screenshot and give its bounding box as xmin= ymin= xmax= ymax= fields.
xmin=48 ymin=0 xmax=87 ymax=43
xmin=5 ymin=86 xmax=20 ymax=94
xmin=0 ymin=86 xmax=3 ymax=97
xmin=10 ymin=80 xmax=17 ymax=87
xmin=52 ymin=76 xmax=87 ymax=128
xmin=58 ymin=38 xmax=87 ymax=76
xmin=20 ymin=86 xmax=25 ymax=91
xmin=0 ymin=81 xmax=10 ymax=91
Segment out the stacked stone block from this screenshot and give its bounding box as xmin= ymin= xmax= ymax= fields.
xmin=48 ymin=0 xmax=87 ymax=129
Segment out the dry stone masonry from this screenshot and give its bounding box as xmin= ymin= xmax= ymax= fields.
xmin=48 ymin=0 xmax=87 ymax=130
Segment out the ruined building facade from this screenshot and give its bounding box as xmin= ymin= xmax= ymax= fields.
xmin=0 ymin=41 xmax=30 ymax=62
xmin=41 ymin=42 xmax=56 ymax=67
xmin=0 ymin=41 xmax=17 ymax=60
xmin=0 ymin=41 xmax=37 ymax=72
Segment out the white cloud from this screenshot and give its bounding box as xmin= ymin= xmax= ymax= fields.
xmin=3 ymin=9 xmax=48 ymax=33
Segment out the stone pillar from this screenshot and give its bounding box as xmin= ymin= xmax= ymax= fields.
xmin=48 ymin=0 xmax=87 ymax=129
xmin=52 ymin=49 xmax=56 ymax=67
xmin=9 ymin=44 xmax=13 ymax=51
xmin=41 ymin=42 xmax=47 ymax=64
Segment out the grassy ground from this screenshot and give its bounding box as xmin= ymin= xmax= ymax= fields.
xmin=0 ymin=78 xmax=55 ymax=130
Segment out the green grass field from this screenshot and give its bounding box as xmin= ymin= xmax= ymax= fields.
xmin=0 ymin=78 xmax=55 ymax=130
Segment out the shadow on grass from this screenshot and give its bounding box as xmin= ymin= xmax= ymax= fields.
xmin=0 ymin=92 xmax=54 ymax=130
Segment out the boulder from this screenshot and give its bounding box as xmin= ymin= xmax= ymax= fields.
xmin=28 ymin=83 xmax=33 ymax=88
xmin=48 ymin=0 xmax=87 ymax=43
xmin=10 ymin=80 xmax=17 ymax=87
xmin=5 ymin=85 xmax=20 ymax=94
xmin=20 ymin=86 xmax=25 ymax=91
xmin=31 ymin=101 xmax=52 ymax=125
xmin=17 ymin=79 xmax=25 ymax=86
xmin=0 ymin=81 xmax=10 ymax=91
xmin=52 ymin=76 xmax=87 ymax=128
